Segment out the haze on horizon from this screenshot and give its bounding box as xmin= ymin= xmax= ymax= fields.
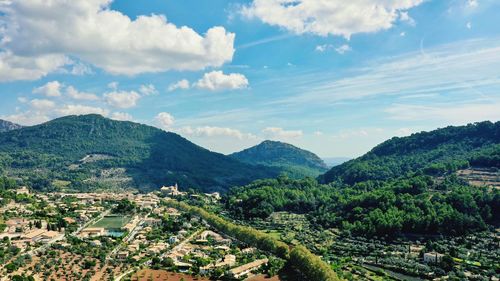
xmin=0 ymin=0 xmax=499 ymax=158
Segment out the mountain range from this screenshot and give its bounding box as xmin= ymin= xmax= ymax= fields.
xmin=0 ymin=115 xmax=498 ymax=193
xmin=0 ymin=115 xmax=280 ymax=192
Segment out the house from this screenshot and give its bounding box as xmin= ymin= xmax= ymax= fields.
xmin=161 ymin=184 xmax=186 ymax=196
xmin=169 ymin=236 xmax=178 ymax=244
xmin=228 ymin=259 xmax=269 ymax=279
xmin=16 ymin=186 xmax=30 ymax=195
xmin=63 ymin=217 xmax=77 ymax=224
xmin=117 ymin=251 xmax=129 ymax=259
xmin=5 ymin=218 xmax=30 ymax=233
xmin=424 ymin=252 xmax=444 ymax=263
xmin=79 ymin=227 xmax=105 ymax=238
xmin=200 ymin=254 xmax=236 ymax=275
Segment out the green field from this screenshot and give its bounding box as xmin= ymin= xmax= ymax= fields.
xmin=91 ymin=215 xmax=131 ymax=229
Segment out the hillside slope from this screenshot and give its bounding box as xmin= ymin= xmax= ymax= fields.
xmin=0 ymin=119 xmax=23 ymax=133
xmin=0 ymin=115 xmax=278 ymax=192
xmin=230 ymin=140 xmax=328 ymax=178
xmin=320 ymin=121 xmax=500 ymax=184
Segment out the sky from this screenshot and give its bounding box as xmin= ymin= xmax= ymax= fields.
xmin=0 ymin=0 xmax=499 ymax=158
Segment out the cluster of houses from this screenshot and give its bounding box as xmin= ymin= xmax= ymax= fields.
xmin=0 ymin=218 xmax=64 ymax=251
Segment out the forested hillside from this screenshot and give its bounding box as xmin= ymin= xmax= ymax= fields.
xmin=226 ymin=175 xmax=499 ymax=237
xmin=0 ymin=115 xmax=278 ymax=192
xmin=230 ymin=140 xmax=328 ymax=178
xmin=0 ymin=119 xmax=22 ymax=133
xmin=320 ymin=121 xmax=500 ymax=185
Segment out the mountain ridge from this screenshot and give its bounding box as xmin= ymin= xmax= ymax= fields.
xmin=0 ymin=114 xmax=278 ymax=192
xmin=320 ymin=121 xmax=500 ymax=184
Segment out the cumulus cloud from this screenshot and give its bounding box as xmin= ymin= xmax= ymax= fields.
xmin=0 ymin=0 xmax=235 ymax=80
xmin=111 ymin=112 xmax=133 ymax=121
xmin=104 ymin=91 xmax=141 ymax=109
xmin=335 ymin=44 xmax=352 ymax=54
xmin=66 ymin=86 xmax=99 ymax=101
xmin=315 ymin=44 xmax=333 ymax=52
xmin=30 ymin=99 xmax=56 ymax=110
xmin=0 ymin=52 xmax=69 ymax=82
xmin=32 ymin=81 xmax=63 ymax=97
xmin=262 ymin=127 xmax=303 ymax=139
xmin=56 ymin=105 xmax=109 ymax=116
xmin=178 ymin=126 xmax=257 ymax=140
xmin=155 ymin=112 xmax=175 ymax=130
xmin=195 ymin=71 xmax=249 ymax=91
xmin=139 ymin=84 xmax=158 ymax=96
xmin=168 ymin=79 xmax=191 ymax=92
xmin=241 ymin=0 xmax=423 ymax=38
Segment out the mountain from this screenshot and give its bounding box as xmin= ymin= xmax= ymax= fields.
xmin=0 ymin=119 xmax=23 ymax=133
xmin=320 ymin=121 xmax=500 ymax=185
xmin=322 ymin=157 xmax=351 ymax=168
xmin=230 ymin=140 xmax=328 ymax=178
xmin=0 ymin=114 xmax=278 ymax=192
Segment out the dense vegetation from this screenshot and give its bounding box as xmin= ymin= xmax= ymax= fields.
xmin=0 ymin=119 xmax=22 ymax=133
xmin=164 ymin=200 xmax=339 ymax=281
xmin=226 ymin=175 xmax=499 ymax=237
xmin=230 ymin=140 xmax=328 ymax=178
xmin=0 ymin=114 xmax=278 ymax=192
xmin=320 ymin=121 xmax=500 ymax=185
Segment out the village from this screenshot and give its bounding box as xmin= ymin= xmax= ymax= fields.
xmin=0 ymin=184 xmax=278 ymax=281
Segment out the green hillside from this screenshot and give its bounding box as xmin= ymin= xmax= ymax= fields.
xmin=230 ymin=140 xmax=328 ymax=178
xmin=320 ymin=121 xmax=500 ymax=185
xmin=0 ymin=114 xmax=278 ymax=192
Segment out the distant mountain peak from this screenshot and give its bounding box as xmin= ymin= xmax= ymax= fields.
xmin=230 ymin=140 xmax=327 ymax=178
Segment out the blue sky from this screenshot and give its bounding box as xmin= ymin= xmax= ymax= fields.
xmin=0 ymin=0 xmax=499 ymax=157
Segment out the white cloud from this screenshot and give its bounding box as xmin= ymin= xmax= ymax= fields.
xmin=155 ymin=112 xmax=175 ymax=130
xmin=168 ymin=79 xmax=191 ymax=92
xmin=466 ymin=21 xmax=472 ymax=29
xmin=66 ymin=86 xmax=99 ymax=101
xmin=335 ymin=44 xmax=352 ymax=55
xmin=69 ymin=62 xmax=93 ymax=76
xmin=315 ymin=44 xmax=333 ymax=52
xmin=399 ymin=11 xmax=416 ymax=26
xmin=195 ymin=71 xmax=249 ymax=91
xmin=241 ymin=0 xmax=424 ymax=38
xmin=139 ymin=84 xmax=158 ymax=96
xmin=111 ymin=112 xmax=133 ymax=121
xmin=314 ymin=131 xmax=324 ymax=136
xmin=108 ymin=82 xmax=119 ymax=90
xmin=56 ymin=105 xmax=109 ymax=116
xmin=0 ymin=0 xmax=235 ymax=80
xmin=1 ymin=111 xmax=50 ymax=126
xmin=32 ymin=81 xmax=63 ymax=97
xmin=17 ymin=97 xmax=28 ymax=103
xmin=262 ymin=127 xmax=303 ymax=139
xmin=400 ymin=32 xmax=406 ymax=37
xmin=274 ymin=38 xmax=500 ymax=106
xmin=385 ymin=102 xmax=500 ymax=124
xmin=0 ymin=51 xmax=69 ymax=82
xmin=104 ymin=91 xmax=141 ymax=109
xmin=178 ymin=126 xmax=257 ymax=140
xmin=467 ymin=0 xmax=479 ymax=8
xmin=29 ymin=99 xmax=56 ymax=110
